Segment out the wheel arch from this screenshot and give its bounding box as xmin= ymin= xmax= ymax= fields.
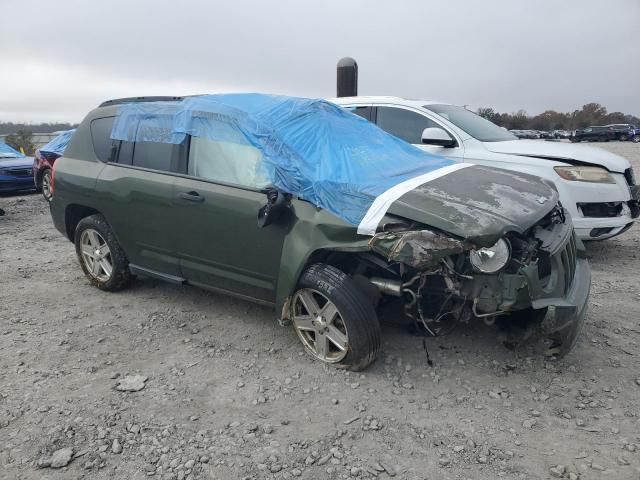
xmin=64 ymin=204 xmax=101 ymax=241
xmin=274 ymin=225 xmax=371 ymax=318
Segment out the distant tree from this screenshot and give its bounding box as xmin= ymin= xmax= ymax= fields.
xmin=474 ymin=103 xmax=638 ymax=131
xmin=507 ymin=110 xmax=529 ymax=130
xmin=602 ymin=112 xmax=627 ymax=124
xmin=0 ymin=122 xmax=77 ymax=135
xmin=530 ymin=110 xmax=569 ymax=130
xmin=6 ymin=130 xmax=35 ymax=155
xmin=624 ymin=114 xmax=640 ymax=126
xmin=571 ymin=103 xmax=608 ymax=128
xmin=477 ymin=107 xmax=499 ymax=123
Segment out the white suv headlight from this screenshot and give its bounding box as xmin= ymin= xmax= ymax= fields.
xmin=470 ymin=238 xmax=511 ymax=274
xmin=554 ymin=166 xmax=615 ymax=184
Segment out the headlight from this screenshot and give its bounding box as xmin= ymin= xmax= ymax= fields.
xmin=470 ymin=238 xmax=511 ymax=274
xmin=554 ymin=166 xmax=616 ymax=184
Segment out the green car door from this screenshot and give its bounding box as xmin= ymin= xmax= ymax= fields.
xmin=92 ymin=117 xmax=184 ymax=277
xmin=173 ymin=136 xmax=288 ymax=304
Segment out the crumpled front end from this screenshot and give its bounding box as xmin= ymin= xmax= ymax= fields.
xmin=367 ymin=204 xmax=590 ymax=356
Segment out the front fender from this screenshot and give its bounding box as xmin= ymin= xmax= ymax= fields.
xmin=275 ymin=200 xmax=370 ymax=315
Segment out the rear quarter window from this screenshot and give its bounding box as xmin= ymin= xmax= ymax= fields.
xmin=90 ymin=117 xmax=116 ymax=161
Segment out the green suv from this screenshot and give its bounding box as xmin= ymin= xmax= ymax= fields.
xmin=49 ymin=94 xmax=590 ymax=370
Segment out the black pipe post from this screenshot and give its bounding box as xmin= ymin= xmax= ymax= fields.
xmin=337 ymin=57 xmax=358 ymax=97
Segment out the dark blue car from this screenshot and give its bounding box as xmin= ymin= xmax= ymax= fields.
xmin=0 ymin=143 xmax=35 ymax=193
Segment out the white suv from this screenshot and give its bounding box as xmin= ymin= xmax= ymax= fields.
xmin=332 ymin=96 xmax=639 ymax=240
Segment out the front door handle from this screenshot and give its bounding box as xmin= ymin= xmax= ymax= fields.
xmin=178 ymin=191 xmax=205 ymax=203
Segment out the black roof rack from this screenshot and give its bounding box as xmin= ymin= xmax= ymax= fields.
xmin=98 ymin=96 xmax=186 ymax=107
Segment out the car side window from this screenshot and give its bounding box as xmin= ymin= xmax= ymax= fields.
xmin=345 ymin=106 xmax=372 ymax=121
xmin=132 ymin=141 xmax=175 ymax=171
xmin=115 ymin=141 xmax=134 ymax=165
xmin=375 ymin=107 xmax=439 ymax=144
xmin=90 ymin=117 xmax=116 ymax=162
xmin=187 ymin=136 xmax=269 ymax=189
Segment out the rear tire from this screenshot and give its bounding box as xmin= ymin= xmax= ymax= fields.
xmin=291 ymin=263 xmax=381 ymax=371
xmin=74 ymin=214 xmax=132 ymax=291
xmin=632 ymin=135 xmax=640 ymax=143
xmin=41 ymin=169 xmax=53 ymax=202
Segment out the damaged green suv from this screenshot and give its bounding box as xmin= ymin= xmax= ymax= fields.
xmin=49 ymin=94 xmax=590 ymax=371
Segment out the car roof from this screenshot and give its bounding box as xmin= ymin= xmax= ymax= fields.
xmin=330 ymin=96 xmax=446 ymax=108
xmin=98 ymin=95 xmax=190 ymax=107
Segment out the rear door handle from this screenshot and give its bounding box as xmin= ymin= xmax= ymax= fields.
xmin=178 ymin=191 xmax=205 ymax=203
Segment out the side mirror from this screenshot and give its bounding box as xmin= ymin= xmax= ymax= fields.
xmin=421 ymin=127 xmax=456 ymax=148
xmin=258 ymin=189 xmax=290 ymax=228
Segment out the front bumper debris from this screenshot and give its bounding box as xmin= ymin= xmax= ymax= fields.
xmin=536 ymin=255 xmax=590 ymax=357
xmin=523 ymin=220 xmax=590 ymax=356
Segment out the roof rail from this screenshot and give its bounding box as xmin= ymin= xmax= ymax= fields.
xmin=98 ymin=96 xmax=185 ymax=107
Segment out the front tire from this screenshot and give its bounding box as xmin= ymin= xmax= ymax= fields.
xmin=74 ymin=214 xmax=132 ymax=291
xmin=632 ymin=135 xmax=640 ymax=143
xmin=291 ymin=263 xmax=381 ymax=371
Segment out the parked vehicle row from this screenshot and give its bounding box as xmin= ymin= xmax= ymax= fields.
xmin=606 ymin=124 xmax=639 ymax=142
xmin=510 ymin=129 xmax=550 ymax=139
xmin=509 ymin=129 xmax=570 ymax=140
xmin=571 ymin=124 xmax=640 ymax=143
xmin=510 ymin=125 xmax=640 ymax=143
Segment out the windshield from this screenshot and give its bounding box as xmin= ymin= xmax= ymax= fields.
xmin=424 ymin=104 xmax=517 ymax=142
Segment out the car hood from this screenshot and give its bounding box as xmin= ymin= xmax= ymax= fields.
xmin=386 ymin=165 xmax=558 ymax=246
xmin=483 ymin=140 xmax=629 ymax=173
xmin=0 ymin=156 xmax=33 ymax=168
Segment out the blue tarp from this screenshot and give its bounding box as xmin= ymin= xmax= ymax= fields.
xmin=0 ymin=143 xmax=25 ymax=158
xmin=39 ymin=129 xmax=76 ymax=157
xmin=111 ymin=94 xmax=456 ymax=227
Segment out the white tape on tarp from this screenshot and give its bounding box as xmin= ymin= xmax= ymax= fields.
xmin=357 ymin=163 xmax=472 ymax=236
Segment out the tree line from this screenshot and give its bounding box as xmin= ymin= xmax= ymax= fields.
xmin=477 ymin=103 xmax=640 ymax=131
xmin=0 ymin=122 xmax=77 ymax=135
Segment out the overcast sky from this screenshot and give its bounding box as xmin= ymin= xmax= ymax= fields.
xmin=1 ymin=0 xmax=638 ymax=123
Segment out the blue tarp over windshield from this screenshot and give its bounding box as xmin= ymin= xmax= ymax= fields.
xmin=39 ymin=129 xmax=76 ymax=157
xmin=0 ymin=143 xmax=25 ymax=158
xmin=111 ymin=94 xmax=456 ymax=227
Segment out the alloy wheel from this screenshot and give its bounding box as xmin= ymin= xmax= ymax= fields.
xmin=292 ymin=288 xmax=349 ymax=363
xmin=79 ymin=229 xmax=113 ymax=282
xmin=42 ymin=170 xmax=53 ymax=201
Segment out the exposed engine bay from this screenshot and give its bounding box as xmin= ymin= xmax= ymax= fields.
xmin=345 ymin=203 xmax=575 ymax=336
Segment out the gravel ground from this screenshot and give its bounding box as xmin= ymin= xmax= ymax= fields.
xmin=1 ymin=142 xmax=639 ymax=480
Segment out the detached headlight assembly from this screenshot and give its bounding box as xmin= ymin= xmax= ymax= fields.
xmin=470 ymin=238 xmax=511 ymax=274
xmin=554 ymin=166 xmax=615 ymax=184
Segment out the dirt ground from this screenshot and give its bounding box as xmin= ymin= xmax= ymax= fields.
xmin=1 ymin=142 xmax=639 ymax=480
